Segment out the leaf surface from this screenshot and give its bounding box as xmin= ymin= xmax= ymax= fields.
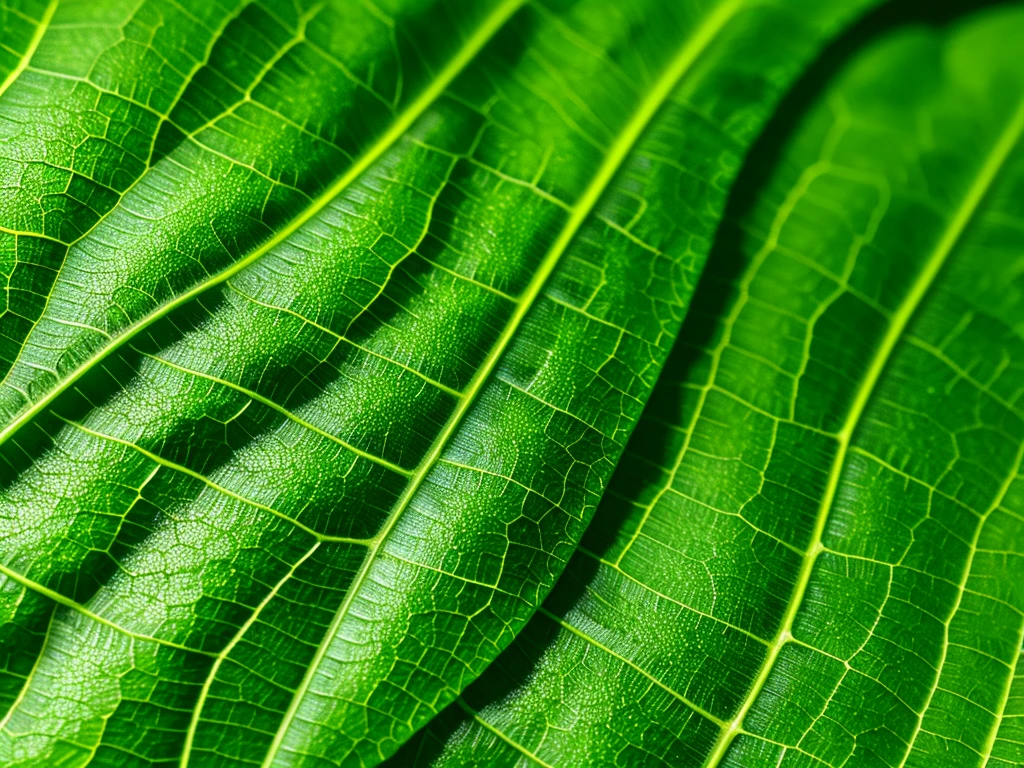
xmin=397 ymin=5 xmax=1024 ymax=767
xmin=0 ymin=0 xmax=876 ymax=766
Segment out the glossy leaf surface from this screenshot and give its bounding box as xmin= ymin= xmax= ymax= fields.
xmin=398 ymin=4 xmax=1024 ymax=767
xmin=0 ymin=0 xmax=876 ymax=766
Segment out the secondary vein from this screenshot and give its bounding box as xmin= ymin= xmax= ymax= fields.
xmin=0 ymin=0 xmax=527 ymax=451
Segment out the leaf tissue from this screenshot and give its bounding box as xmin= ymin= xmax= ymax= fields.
xmin=0 ymin=1 xmax=1020 ymax=767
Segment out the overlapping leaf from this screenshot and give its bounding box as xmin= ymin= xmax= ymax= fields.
xmin=0 ymin=0 xmax=880 ymax=766
xmin=397 ymin=4 xmax=1024 ymax=767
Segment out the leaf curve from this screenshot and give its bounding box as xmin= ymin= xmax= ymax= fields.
xmin=0 ymin=0 xmax=878 ymax=766
xmin=396 ymin=4 xmax=1024 ymax=767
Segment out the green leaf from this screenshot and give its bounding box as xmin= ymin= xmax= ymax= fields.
xmin=396 ymin=4 xmax=1024 ymax=767
xmin=0 ymin=0 xmax=876 ymax=766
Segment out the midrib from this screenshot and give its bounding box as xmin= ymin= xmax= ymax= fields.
xmin=260 ymin=2 xmax=745 ymax=763
xmin=978 ymin=636 xmax=1024 ymax=766
xmin=0 ymin=0 xmax=57 ymax=101
xmin=701 ymin=96 xmax=1024 ymax=768
xmin=0 ymin=0 xmax=527 ymax=449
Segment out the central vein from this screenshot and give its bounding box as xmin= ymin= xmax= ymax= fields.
xmin=261 ymin=0 xmax=747 ymax=763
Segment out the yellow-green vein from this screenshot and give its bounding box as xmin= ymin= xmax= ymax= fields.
xmin=0 ymin=561 xmax=216 ymax=658
xmin=179 ymin=542 xmax=323 ymax=768
xmin=0 ymin=0 xmax=57 ymax=100
xmin=0 ymin=0 xmax=527 ymax=449
xmin=59 ymin=417 xmax=374 ymax=545
xmin=456 ymin=699 xmax=556 ymax=768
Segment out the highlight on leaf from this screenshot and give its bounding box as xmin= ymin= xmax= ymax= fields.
xmin=0 ymin=1 xmax=1020 ymax=767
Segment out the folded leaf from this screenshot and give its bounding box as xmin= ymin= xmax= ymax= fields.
xmin=401 ymin=4 xmax=1024 ymax=767
xmin=0 ymin=0 xmax=876 ymax=765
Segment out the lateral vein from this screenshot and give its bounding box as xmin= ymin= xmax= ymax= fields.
xmin=58 ymin=417 xmax=372 ymax=545
xmin=0 ymin=561 xmax=216 ymax=658
xmin=179 ymin=542 xmax=323 ymax=768
xmin=0 ymin=0 xmax=527 ymax=451
xmin=139 ymin=350 xmax=415 ymax=478
xmin=456 ymin=699 xmax=556 ymax=768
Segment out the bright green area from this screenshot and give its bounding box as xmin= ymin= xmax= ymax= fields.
xmin=0 ymin=0 xmax=877 ymax=765
xmin=2 ymin=1 xmax=1022 ymax=768
xmin=397 ymin=4 xmax=1024 ymax=767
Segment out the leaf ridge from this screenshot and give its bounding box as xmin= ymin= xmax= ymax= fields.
xmin=455 ymin=698 xmax=555 ymax=768
xmin=222 ymin=282 xmax=465 ymax=397
xmin=139 ymin=350 xmax=416 ymax=477
xmin=576 ymin=545 xmax=772 ymax=645
xmin=58 ymin=417 xmax=375 ymax=544
xmin=0 ymin=561 xmax=217 ymax=659
xmin=537 ymin=606 xmax=729 ymax=727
